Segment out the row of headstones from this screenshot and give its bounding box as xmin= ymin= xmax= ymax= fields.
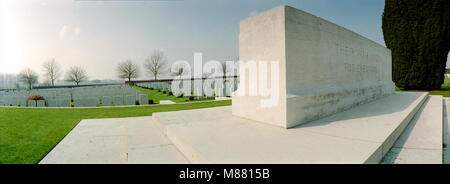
xmin=0 ymin=94 xmax=149 ymax=107
xmin=95 ymin=94 xmax=149 ymax=107
xmin=0 ymin=98 xmax=49 ymax=107
xmin=135 ymin=78 xmax=239 ymax=97
xmin=136 ymin=82 xmax=171 ymax=91
xmin=0 ymin=84 xmax=136 ymax=102
xmin=72 ymin=90 xmax=141 ymax=100
xmin=0 ymin=96 xmax=32 ymax=107
xmin=73 ymin=94 xmax=149 ymax=107
xmin=71 ymin=85 xmax=141 ymax=99
xmin=0 ymin=85 xmax=144 ymax=107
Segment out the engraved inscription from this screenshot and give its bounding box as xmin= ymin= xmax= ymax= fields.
xmin=344 ymin=63 xmax=377 ymax=73
xmin=336 ymin=43 xmax=368 ymax=59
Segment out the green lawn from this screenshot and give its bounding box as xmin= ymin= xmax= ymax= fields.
xmin=0 ymin=100 xmax=231 ymax=164
xmin=396 ymin=76 xmax=450 ymax=97
xmin=132 ymin=86 xmax=214 ymax=104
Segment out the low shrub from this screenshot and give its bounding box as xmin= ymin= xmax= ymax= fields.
xmin=148 ymin=100 xmax=154 ymax=104
xmin=189 ymin=96 xmax=195 ymax=101
xmin=27 ymin=95 xmax=45 ymax=101
xmin=168 ymin=91 xmax=173 ymax=96
xmin=177 ymin=94 xmax=184 ymax=98
xmin=163 ymin=90 xmax=167 ymax=94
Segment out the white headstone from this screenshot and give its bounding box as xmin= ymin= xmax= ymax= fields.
xmin=28 ymin=100 xmax=36 ymax=107
xmin=84 ymin=97 xmax=98 ymax=107
xmin=58 ymin=96 xmax=72 ymax=107
xmin=47 ymin=98 xmax=57 ymax=107
xmin=37 ymin=100 xmax=45 ymax=107
xmin=113 ymin=96 xmax=123 ymax=106
xmin=73 ymin=98 xmax=84 ymax=107
xmin=139 ymin=94 xmax=149 ymax=105
xmin=102 ymin=96 xmax=112 ymax=106
xmin=19 ymin=97 xmax=27 ymax=107
xmin=125 ymin=95 xmax=135 ymax=106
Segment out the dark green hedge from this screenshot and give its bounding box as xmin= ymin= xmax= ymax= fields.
xmin=382 ymin=0 xmax=449 ymax=90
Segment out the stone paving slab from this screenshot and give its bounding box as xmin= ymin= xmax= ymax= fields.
xmin=39 ymin=117 xmax=187 ymax=164
xmin=160 ymin=100 xmax=176 ymax=104
xmin=382 ymin=96 xmax=443 ymax=164
xmin=153 ymin=92 xmax=427 ymax=163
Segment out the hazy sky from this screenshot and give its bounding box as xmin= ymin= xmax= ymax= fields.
xmin=1 ymin=0 xmax=448 ymax=81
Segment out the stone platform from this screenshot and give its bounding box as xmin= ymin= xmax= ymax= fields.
xmin=153 ymin=92 xmax=427 ymax=163
xmin=40 ymin=117 xmax=188 ymax=164
xmin=381 ymin=95 xmax=443 ymax=164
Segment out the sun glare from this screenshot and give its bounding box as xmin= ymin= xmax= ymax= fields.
xmin=0 ymin=0 xmax=26 ymax=74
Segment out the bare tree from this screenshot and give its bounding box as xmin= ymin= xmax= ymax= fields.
xmin=117 ymin=59 xmax=139 ymax=84
xmin=18 ymin=68 xmax=39 ymax=90
xmin=66 ymin=66 xmax=88 ymax=86
xmin=42 ymin=58 xmax=61 ymax=87
xmin=171 ymin=63 xmax=187 ymax=79
xmin=144 ymin=49 xmax=167 ymax=80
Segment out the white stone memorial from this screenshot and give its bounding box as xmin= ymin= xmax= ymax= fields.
xmin=232 ymin=5 xmax=394 ymax=128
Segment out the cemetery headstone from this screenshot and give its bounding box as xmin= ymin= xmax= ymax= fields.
xmin=37 ymin=100 xmax=45 ymax=107
xmin=28 ymin=100 xmax=36 ymax=107
xmin=139 ymin=94 xmax=149 ymax=105
xmin=113 ymin=96 xmax=123 ymax=106
xmin=47 ymin=98 xmax=57 ymax=107
xmin=125 ymin=95 xmax=136 ymax=106
xmin=102 ymin=96 xmax=112 ymax=106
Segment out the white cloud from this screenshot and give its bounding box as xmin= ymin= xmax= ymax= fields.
xmin=59 ymin=25 xmax=81 ymax=38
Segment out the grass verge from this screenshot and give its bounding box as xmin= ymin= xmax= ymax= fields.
xmin=396 ymin=76 xmax=450 ymax=97
xmin=0 ymin=100 xmax=231 ymax=164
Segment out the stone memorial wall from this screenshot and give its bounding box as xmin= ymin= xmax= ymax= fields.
xmin=233 ymin=5 xmax=394 ymax=128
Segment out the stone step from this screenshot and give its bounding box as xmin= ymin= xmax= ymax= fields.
xmin=381 ymin=95 xmax=443 ymax=164
xmin=153 ymin=92 xmax=428 ymax=163
xmin=40 ymin=117 xmax=188 ymax=164
xmin=443 ymin=98 xmax=450 ymax=164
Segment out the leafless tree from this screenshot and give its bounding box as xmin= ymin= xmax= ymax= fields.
xmin=66 ymin=66 xmax=88 ymax=86
xmin=42 ymin=58 xmax=61 ymax=87
xmin=144 ymin=49 xmax=167 ymax=80
xmin=18 ymin=68 xmax=39 ymax=90
xmin=117 ymin=59 xmax=139 ymax=84
xmin=171 ymin=63 xmax=187 ymax=79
